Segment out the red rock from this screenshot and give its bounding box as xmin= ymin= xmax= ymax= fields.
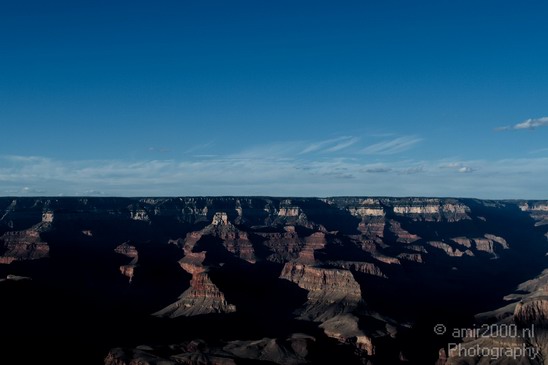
xmin=153 ymin=270 xmax=236 ymax=317
xmin=114 ymin=242 xmax=138 ymax=258
xmin=297 ymin=232 xmax=327 ymax=264
xmin=114 ymin=243 xmax=138 ymax=281
xmin=258 ymin=230 xmax=304 ymax=263
xmin=0 ymin=227 xmax=49 ymax=264
xmin=388 ymin=220 xmax=420 ymax=244
xmin=280 ymin=262 xmax=363 ymax=322
xmin=327 ymin=261 xmax=387 ymax=278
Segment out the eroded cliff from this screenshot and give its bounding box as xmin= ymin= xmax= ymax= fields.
xmin=0 ymin=196 xmax=547 ymax=365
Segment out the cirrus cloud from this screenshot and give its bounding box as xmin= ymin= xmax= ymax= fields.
xmin=2 ymin=140 xmax=548 ymax=199
xmin=300 ymin=136 xmax=360 ymax=154
xmin=361 ymin=136 xmax=422 ymax=155
xmin=496 ymin=116 xmax=548 ymax=131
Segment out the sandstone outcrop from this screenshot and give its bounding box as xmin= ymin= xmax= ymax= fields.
xmin=297 ymin=231 xmax=327 ymax=264
xmin=388 ymin=220 xmax=420 ymax=244
xmin=427 ymin=241 xmax=473 ymax=257
xmin=390 ymin=198 xmax=471 ymax=222
xmin=345 ymin=200 xmax=386 ymax=240
xmin=153 ymin=270 xmax=236 ymax=318
xmin=202 ymin=212 xmax=256 ymax=263
xmin=473 ymin=234 xmax=509 ymax=257
xmin=257 ymin=227 xmax=304 ymax=263
xmin=278 ymin=262 xmax=380 ymax=355
xmin=396 ymin=252 xmax=423 ymax=263
xmin=280 ymin=262 xmax=363 ymax=321
xmin=519 ymin=201 xmax=548 ymax=226
xmin=154 ymin=214 xmax=238 ymax=317
xmin=114 ymin=242 xmax=139 ymax=282
xmin=0 ymin=225 xmax=49 ymax=264
xmin=447 ymin=234 xmax=509 ymax=257
xmin=326 ymin=261 xmax=387 ymax=278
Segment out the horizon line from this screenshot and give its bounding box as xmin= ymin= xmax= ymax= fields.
xmin=0 ymin=195 xmax=544 ymax=201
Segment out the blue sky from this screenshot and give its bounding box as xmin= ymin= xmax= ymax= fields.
xmin=1 ymin=1 xmax=548 ymax=198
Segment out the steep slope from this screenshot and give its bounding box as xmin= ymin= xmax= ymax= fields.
xmin=441 ymin=269 xmax=548 ymax=365
xmin=0 ymin=209 xmax=52 ymax=264
xmin=153 ymin=213 xmax=238 ymax=317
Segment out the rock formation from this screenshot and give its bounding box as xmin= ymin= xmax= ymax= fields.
xmin=0 ymin=224 xmax=49 ymax=264
xmin=0 ymin=196 xmax=546 ymax=365
xmin=154 ymin=269 xmax=237 ymax=318
xmin=114 ymin=242 xmax=139 ymax=282
xmin=279 ymin=262 xmax=383 ymax=356
xmin=154 ymin=213 xmax=238 ymax=317
xmin=519 ymin=201 xmax=548 ymax=226
xmin=390 ymin=198 xmax=471 ymax=222
xmin=105 ymin=334 xmax=316 ymax=365
xmin=326 ymin=261 xmax=387 ymax=278
xmin=444 ymin=269 xmax=548 ymax=364
xmin=280 ymin=262 xmax=363 ymax=322
xmin=388 ymin=220 xmax=421 ymax=244
xmin=428 ymin=241 xmax=473 ymax=257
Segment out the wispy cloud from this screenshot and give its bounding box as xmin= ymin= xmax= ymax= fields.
xmin=458 ymin=166 xmax=473 ymax=173
xmin=325 ymin=137 xmax=360 ymax=152
xmin=440 ymin=162 xmax=475 ymax=173
xmin=496 ymin=116 xmax=548 ymax=131
xmin=300 ymin=136 xmax=359 ymax=154
xmin=2 ymin=146 xmax=548 ymax=199
xmin=230 ymin=141 xmax=302 ymax=159
xmin=361 ymin=136 xmax=422 ymax=155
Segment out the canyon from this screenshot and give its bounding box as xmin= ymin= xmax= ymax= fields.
xmin=0 ymin=197 xmax=547 ymax=364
